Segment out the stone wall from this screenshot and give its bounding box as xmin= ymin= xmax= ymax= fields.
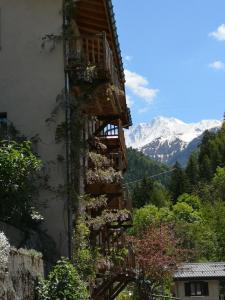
xmin=0 ymin=248 xmax=44 ymax=300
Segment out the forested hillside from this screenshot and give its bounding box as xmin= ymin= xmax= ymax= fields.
xmin=124 ymin=148 xmax=170 ymax=184
xmin=124 ymin=148 xmax=171 ymax=208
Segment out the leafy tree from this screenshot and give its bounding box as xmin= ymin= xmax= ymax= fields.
xmin=177 ymin=193 xmax=201 ymax=210
xmin=210 ymin=166 xmax=225 ymax=201
xmin=132 ymin=178 xmax=171 ymax=208
xmin=202 ymin=201 xmax=225 ymax=260
xmin=128 ymin=225 xmax=185 ymax=288
xmin=37 ymin=258 xmax=90 ymax=300
xmin=0 ymin=141 xmax=42 ymax=226
xmin=131 ymin=205 xmax=160 ymax=235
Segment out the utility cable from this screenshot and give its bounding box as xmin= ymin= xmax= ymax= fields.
xmin=123 ymin=168 xmax=176 ymax=186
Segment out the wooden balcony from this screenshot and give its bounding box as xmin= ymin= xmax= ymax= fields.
xmin=97 ymin=120 xmax=127 ymax=168
xmin=87 ymin=119 xmax=128 ymax=171
xmin=66 ymin=33 xmax=129 ymax=123
xmin=108 ymin=151 xmax=127 ymax=172
xmin=86 ymin=182 xmax=123 ymax=196
xmin=107 ymin=188 xmax=132 ymax=212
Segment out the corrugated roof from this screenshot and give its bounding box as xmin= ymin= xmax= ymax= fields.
xmin=174 ymin=263 xmax=225 ymax=279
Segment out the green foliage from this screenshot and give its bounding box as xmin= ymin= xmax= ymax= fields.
xmin=185 ymin=153 xmax=199 ymax=188
xmin=131 ymin=177 xmax=171 ymax=208
xmin=109 ymin=247 xmax=129 ymax=265
xmin=169 ymin=161 xmax=190 ymax=202
xmin=37 ymin=258 xmax=90 ymax=300
xmin=168 ymin=121 xmax=225 ymax=201
xmin=73 ymin=217 xmax=97 ymax=283
xmin=211 ymin=166 xmax=225 ymax=201
xmin=177 ymin=193 xmax=201 ymax=210
xmin=0 ymin=141 xmax=42 ymax=226
xmin=202 ymin=201 xmax=225 ymax=260
xmin=131 ymin=194 xmax=215 ymax=261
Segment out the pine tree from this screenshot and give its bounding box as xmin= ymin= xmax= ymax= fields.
xmin=186 ymin=153 xmax=199 ymax=189
xmin=169 ymin=162 xmax=189 ymax=203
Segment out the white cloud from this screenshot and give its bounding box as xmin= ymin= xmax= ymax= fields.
xmin=125 ymin=69 xmax=159 ymax=103
xmin=126 ymin=95 xmax=134 ymax=107
xmin=209 ymin=24 xmax=225 ymax=41
xmin=138 ymin=107 xmax=149 ymax=114
xmin=209 ymin=60 xmax=225 ymax=70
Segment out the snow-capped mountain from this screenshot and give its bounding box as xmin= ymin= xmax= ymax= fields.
xmin=125 ymin=116 xmax=222 ymax=166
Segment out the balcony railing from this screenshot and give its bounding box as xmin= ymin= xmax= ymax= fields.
xmin=97 ymin=122 xmax=127 ymax=164
xmin=66 ymin=32 xmax=121 ymax=89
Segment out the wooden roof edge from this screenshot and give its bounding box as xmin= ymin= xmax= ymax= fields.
xmin=105 ymin=0 xmax=125 ymax=83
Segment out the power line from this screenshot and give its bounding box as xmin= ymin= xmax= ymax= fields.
xmin=124 ymin=168 xmax=176 ymax=186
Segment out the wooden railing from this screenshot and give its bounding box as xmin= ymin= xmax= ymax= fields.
xmin=98 ymin=121 xmax=127 ymax=163
xmin=66 ymin=32 xmax=121 ymax=89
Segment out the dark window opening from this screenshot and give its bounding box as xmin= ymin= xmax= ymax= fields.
xmin=0 ymin=112 xmax=7 ymax=123
xmin=0 ymin=112 xmax=7 ymax=137
xmin=185 ymin=281 xmax=209 ymax=297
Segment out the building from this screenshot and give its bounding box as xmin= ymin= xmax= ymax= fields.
xmin=174 ymin=263 xmax=225 ymax=300
xmin=0 ymin=0 xmax=134 ymax=298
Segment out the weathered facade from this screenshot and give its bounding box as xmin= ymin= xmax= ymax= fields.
xmin=0 ymin=0 xmax=133 ymax=298
xmin=0 ymin=0 xmax=68 ymax=255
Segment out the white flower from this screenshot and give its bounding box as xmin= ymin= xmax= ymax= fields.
xmin=0 ymin=232 xmax=10 ymax=270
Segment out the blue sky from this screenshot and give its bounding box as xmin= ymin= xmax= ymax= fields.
xmin=113 ymin=0 xmax=225 ymax=125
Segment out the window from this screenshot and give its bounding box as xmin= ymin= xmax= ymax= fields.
xmin=185 ymin=281 xmax=209 ymax=297
xmin=0 ymin=112 xmax=7 ymax=137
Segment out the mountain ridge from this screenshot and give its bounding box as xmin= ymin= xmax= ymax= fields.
xmin=125 ymin=116 xmax=222 ymax=166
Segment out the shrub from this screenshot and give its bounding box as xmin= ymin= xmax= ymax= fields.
xmin=0 ymin=141 xmax=42 ymax=226
xmin=37 ymin=258 xmax=90 ymax=300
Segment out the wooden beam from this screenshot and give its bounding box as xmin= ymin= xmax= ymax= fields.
xmin=110 ymin=280 xmax=130 ymax=300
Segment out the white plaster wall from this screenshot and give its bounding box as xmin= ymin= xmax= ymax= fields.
xmin=175 ymin=280 xmax=220 ymax=300
xmin=0 ymin=0 xmax=69 ymax=255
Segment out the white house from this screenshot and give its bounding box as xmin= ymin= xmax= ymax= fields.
xmin=174 ymin=263 xmax=225 ymax=300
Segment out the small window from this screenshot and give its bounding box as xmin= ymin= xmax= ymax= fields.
xmin=0 ymin=112 xmax=7 ymax=124
xmin=0 ymin=112 xmax=7 ymax=137
xmin=185 ymin=281 xmax=209 ymax=297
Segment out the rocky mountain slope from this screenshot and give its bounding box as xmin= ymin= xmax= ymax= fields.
xmin=125 ymin=116 xmax=221 ymax=166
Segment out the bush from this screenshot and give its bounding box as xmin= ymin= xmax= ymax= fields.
xmin=37 ymin=258 xmax=90 ymax=300
xmin=0 ymin=141 xmax=42 ymax=226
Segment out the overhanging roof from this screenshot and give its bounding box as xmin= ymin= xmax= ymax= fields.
xmin=174 ymin=263 xmax=225 ymax=280
xmin=74 ymin=0 xmax=125 ymax=83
